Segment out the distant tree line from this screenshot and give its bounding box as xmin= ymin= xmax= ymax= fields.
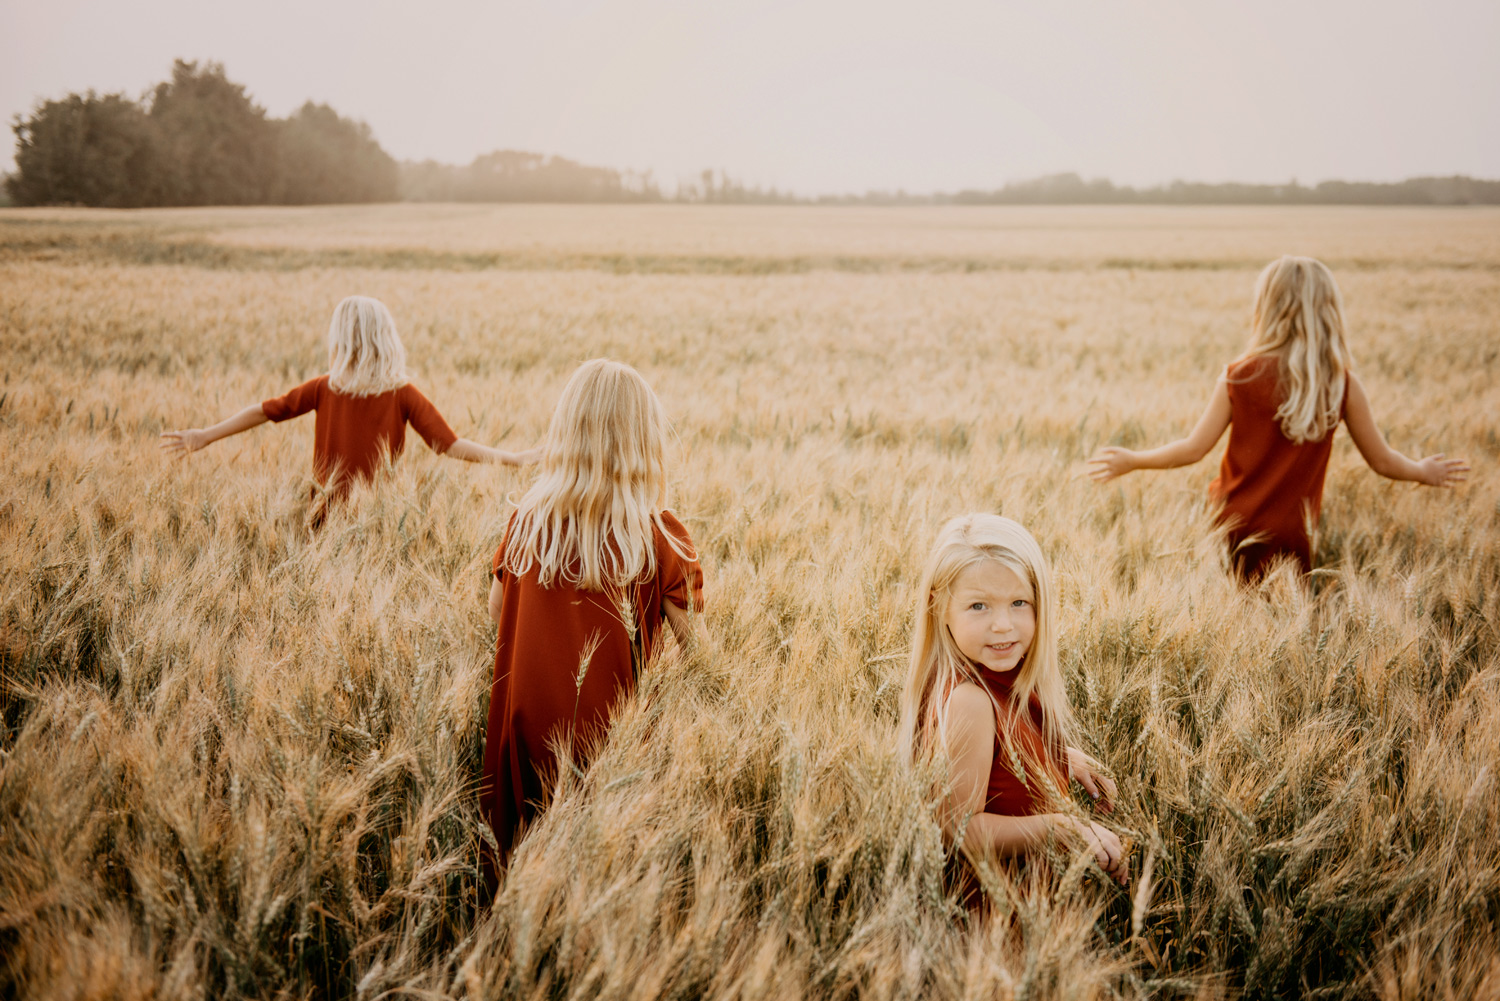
xmin=398 ymin=162 xmax=809 ymax=205
xmin=6 ymin=60 xmax=397 ymax=207
xmin=941 ymin=172 xmax=1500 ymax=206
xmin=400 ymin=151 xmax=661 ymax=202
xmin=7 ymin=62 xmax=1499 ymax=207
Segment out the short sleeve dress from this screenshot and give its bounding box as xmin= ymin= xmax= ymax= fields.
xmin=481 ymin=511 xmax=705 ymax=867
xmin=1208 ymin=356 xmax=1347 ymax=581
xmin=260 ymin=375 xmax=458 ymax=497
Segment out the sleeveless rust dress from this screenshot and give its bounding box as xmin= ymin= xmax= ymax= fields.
xmin=950 ymin=667 xmax=1069 ymax=909
xmin=481 ymin=511 xmax=704 ymax=872
xmin=1208 ymin=355 xmax=1347 ymax=582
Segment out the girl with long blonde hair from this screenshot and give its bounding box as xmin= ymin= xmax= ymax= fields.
xmin=1089 ymin=256 xmax=1468 ymax=581
xmin=898 ymin=514 xmax=1127 ymax=895
xmin=162 ymin=295 xmax=536 ymax=498
xmin=482 ymin=359 xmax=704 ymax=871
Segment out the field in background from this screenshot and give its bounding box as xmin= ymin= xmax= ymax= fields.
xmin=2 ymin=205 xmax=1497 ymax=1000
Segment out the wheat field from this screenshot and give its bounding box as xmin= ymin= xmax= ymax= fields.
xmin=1 ymin=204 xmax=1497 ymax=1000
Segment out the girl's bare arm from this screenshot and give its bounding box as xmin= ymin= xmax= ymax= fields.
xmin=1088 ymin=376 xmax=1232 ymax=482
xmin=1343 ymin=373 xmax=1469 ymax=486
xmin=160 ymin=403 xmax=269 ymax=455
xmin=664 ymin=601 xmax=706 ymax=652
xmin=446 ymin=440 xmax=545 ymax=465
xmin=488 ymin=576 xmax=504 ymax=624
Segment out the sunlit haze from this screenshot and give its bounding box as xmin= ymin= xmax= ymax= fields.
xmin=2 ymin=0 xmax=1497 ymax=194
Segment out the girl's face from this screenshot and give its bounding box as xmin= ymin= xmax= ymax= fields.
xmin=944 ymin=559 xmax=1036 ymax=675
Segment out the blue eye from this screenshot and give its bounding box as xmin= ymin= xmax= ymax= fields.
xmin=1012 ymin=599 xmax=1029 ymax=608
xmin=970 ymin=602 xmax=986 ymax=611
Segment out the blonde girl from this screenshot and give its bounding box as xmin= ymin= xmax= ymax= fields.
xmin=482 ymin=359 xmax=705 ymax=870
xmin=897 ymin=514 xmax=1128 ymax=892
xmin=1089 ymin=256 xmax=1468 ymax=581
xmin=161 ymin=295 xmax=536 ymax=496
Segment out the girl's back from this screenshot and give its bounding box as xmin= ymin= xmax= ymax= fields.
xmin=1090 ymin=255 xmax=1466 ymax=583
xmin=481 ymin=359 xmax=705 ymax=871
xmin=1210 ymin=354 xmax=1347 ymax=576
xmin=261 ymin=375 xmax=456 ymax=491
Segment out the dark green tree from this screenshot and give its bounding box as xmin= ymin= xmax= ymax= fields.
xmin=146 ymin=60 xmax=277 ymax=205
xmin=6 ymin=92 xmax=164 ymax=207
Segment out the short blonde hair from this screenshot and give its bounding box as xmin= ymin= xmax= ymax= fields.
xmin=326 ymin=296 xmax=409 ymax=397
xmin=502 ymin=359 xmax=686 ymax=594
xmin=896 ymin=515 xmax=1073 ymax=786
xmin=1242 ymin=256 xmax=1351 ymax=444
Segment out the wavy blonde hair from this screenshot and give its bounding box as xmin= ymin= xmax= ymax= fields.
xmin=326 ymin=296 xmax=409 ymax=397
xmin=897 ymin=514 xmax=1073 ymax=797
xmin=502 ymin=359 xmax=686 ymax=594
xmin=1240 ymin=256 xmax=1352 ymax=444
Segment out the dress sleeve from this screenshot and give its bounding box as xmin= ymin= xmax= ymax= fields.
xmin=402 ymin=385 xmax=459 ymax=454
xmin=261 ymin=376 xmax=326 ymax=422
xmin=655 ymin=510 xmax=705 ymax=613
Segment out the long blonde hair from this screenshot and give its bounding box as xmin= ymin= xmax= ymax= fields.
xmin=502 ymin=359 xmax=684 ymax=593
xmin=1240 ymin=256 xmax=1351 ymax=444
xmin=326 ymin=296 xmax=409 ymax=397
xmin=897 ymin=514 xmax=1073 ymax=789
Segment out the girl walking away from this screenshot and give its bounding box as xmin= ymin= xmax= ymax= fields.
xmin=1088 ymin=256 xmax=1468 ymax=582
xmin=897 ymin=514 xmax=1128 ymax=904
xmin=160 ymin=296 xmax=537 ymax=499
xmin=483 ymin=359 xmax=704 ymax=874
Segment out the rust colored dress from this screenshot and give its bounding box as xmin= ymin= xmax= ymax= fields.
xmin=481 ymin=511 xmax=705 ymax=869
xmin=951 ymin=667 xmax=1069 ymax=908
xmin=1208 ymin=356 xmax=1347 ymax=581
xmin=260 ymin=375 xmax=458 ymax=497
xmin=978 ymin=668 xmax=1068 ymax=818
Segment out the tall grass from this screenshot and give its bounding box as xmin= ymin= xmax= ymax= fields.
xmin=1 ymin=206 xmax=1497 ymax=999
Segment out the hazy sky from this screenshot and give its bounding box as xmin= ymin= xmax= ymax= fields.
xmin=3 ymin=0 xmax=1497 ymax=194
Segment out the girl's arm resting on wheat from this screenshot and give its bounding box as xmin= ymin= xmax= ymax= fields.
xmin=446 ymin=439 xmax=545 ymax=465
xmin=1087 ymin=376 xmax=1231 ymax=482
xmin=664 ymin=600 xmax=706 ymax=651
xmin=1343 ymin=373 xmax=1469 ymax=486
xmin=160 ymin=403 xmax=268 ymax=455
xmin=963 ymin=812 xmax=1129 ymax=885
xmin=942 ymin=683 xmax=1128 ymax=883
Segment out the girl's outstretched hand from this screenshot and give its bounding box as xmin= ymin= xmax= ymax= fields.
xmin=1416 ymin=454 xmax=1469 ymax=487
xmin=1066 ymin=746 xmax=1117 ymax=811
xmin=1059 ymin=816 xmax=1129 ymax=886
xmin=160 ymin=428 xmax=209 ymax=455
xmin=1087 ymin=446 xmax=1138 ymax=483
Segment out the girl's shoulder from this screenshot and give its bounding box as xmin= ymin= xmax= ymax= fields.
xmin=655 ymin=508 xmax=694 ymax=543
xmin=942 ymin=679 xmax=994 ymax=719
xmin=940 ymin=681 xmax=998 ymax=742
xmin=1225 ymin=353 xmax=1278 ymax=382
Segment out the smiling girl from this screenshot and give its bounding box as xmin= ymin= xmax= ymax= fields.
xmin=897 ymin=514 xmax=1128 ymax=898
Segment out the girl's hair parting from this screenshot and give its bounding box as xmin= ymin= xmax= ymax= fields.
xmin=502 ymin=359 xmax=689 ymax=594
xmin=326 ymin=296 xmax=410 ymax=397
xmin=1241 ymin=256 xmax=1351 ymax=445
xmin=896 ymin=513 xmax=1073 ymax=787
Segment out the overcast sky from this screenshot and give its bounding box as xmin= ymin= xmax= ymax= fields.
xmin=3 ymin=0 xmax=1497 ymax=194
